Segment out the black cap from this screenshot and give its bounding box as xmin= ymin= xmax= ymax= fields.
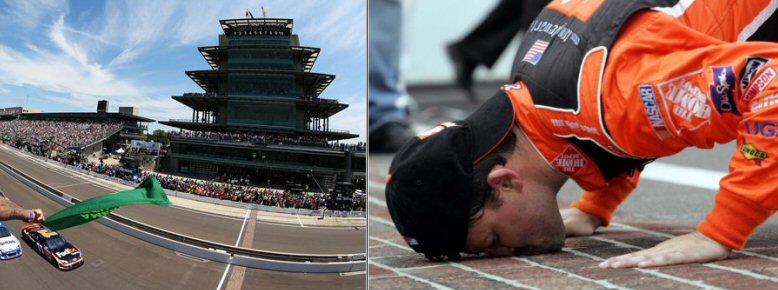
xmin=385 ymin=89 xmax=517 ymax=260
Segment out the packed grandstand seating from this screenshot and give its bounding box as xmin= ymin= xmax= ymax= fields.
xmin=0 ymin=120 xmax=122 ymax=150
xmin=172 ymin=130 xmax=365 ymax=152
xmin=41 ymin=150 xmax=366 ymax=212
xmin=0 ymin=120 xmax=365 ymax=211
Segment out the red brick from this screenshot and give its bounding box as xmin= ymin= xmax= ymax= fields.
xmin=368 ymin=264 xmax=395 ymax=278
xmin=408 ymin=265 xmax=526 ymax=290
xmin=370 ymin=244 xmax=416 ymax=258
xmin=369 ymin=276 xmax=438 ymax=290
xmin=371 ymin=256 xmax=438 ymax=269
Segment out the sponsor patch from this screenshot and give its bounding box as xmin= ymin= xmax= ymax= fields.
xmin=657 ymin=70 xmax=712 ymax=132
xmin=551 ymin=145 xmax=587 ymax=175
xmin=522 ymin=40 xmax=550 ymax=65
xmin=743 ymin=67 xmax=776 ymax=102
xmin=639 ymin=85 xmax=673 ymax=140
xmin=750 ymin=94 xmax=778 ymax=112
xmin=550 ymin=119 xmax=599 ymax=135
xmin=740 ymin=56 xmax=770 ymax=91
xmin=740 ymin=136 xmax=768 ymax=166
xmin=744 ymin=121 xmax=777 ymax=137
xmin=710 ymin=66 xmax=739 ymax=115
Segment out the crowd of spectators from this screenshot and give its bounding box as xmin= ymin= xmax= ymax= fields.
xmin=0 ymin=120 xmax=366 ymax=212
xmin=17 ymin=145 xmax=366 ymax=212
xmin=0 ymin=120 xmax=122 ymax=150
xmin=172 ymin=130 xmax=365 ymax=152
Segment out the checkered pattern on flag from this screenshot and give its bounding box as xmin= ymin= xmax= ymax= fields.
xmin=522 ymin=40 xmax=550 ymax=65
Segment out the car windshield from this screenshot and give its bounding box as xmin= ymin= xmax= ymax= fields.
xmin=0 ymin=227 xmax=9 ymax=238
xmin=45 ymin=236 xmax=67 ymax=250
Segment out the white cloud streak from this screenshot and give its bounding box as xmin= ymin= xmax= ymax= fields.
xmin=0 ymin=0 xmax=366 ymax=140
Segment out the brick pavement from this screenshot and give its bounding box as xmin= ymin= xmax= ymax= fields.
xmin=369 ymin=154 xmax=778 ymax=290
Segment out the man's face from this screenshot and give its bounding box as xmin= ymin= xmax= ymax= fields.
xmin=464 ymin=189 xmax=565 ymax=257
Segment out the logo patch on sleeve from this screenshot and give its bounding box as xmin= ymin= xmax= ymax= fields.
xmin=710 ymin=66 xmax=739 ymax=115
xmin=740 ymin=56 xmax=770 ymax=91
xmin=740 ymin=136 xmax=768 ymax=166
xmin=522 ymin=40 xmax=550 ymax=65
xmin=639 ymin=85 xmax=673 ymax=139
xmin=551 ymin=145 xmax=587 ymax=175
xmin=743 ymin=67 xmax=776 ymax=102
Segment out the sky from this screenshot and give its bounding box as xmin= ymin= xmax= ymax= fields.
xmin=0 ymin=0 xmax=367 ymax=142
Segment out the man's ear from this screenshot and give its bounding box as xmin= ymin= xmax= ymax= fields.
xmin=486 ymin=165 xmax=521 ymax=193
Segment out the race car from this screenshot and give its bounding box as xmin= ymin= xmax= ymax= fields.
xmin=21 ymin=223 xmax=83 ymax=270
xmin=0 ymin=222 xmax=22 ymax=260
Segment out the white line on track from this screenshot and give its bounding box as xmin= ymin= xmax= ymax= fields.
xmin=52 ymin=182 xmax=91 ymax=189
xmin=215 ymin=208 xmax=250 ymax=290
xmin=296 ymin=214 xmax=305 ymax=227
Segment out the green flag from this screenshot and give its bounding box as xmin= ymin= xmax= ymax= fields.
xmin=44 ymin=176 xmax=171 ymax=231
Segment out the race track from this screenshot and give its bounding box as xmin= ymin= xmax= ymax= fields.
xmin=0 ymin=148 xmax=365 ymax=289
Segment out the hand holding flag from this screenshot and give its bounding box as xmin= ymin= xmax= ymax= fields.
xmin=43 ymin=176 xmax=171 ymax=231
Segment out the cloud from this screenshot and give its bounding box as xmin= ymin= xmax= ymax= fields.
xmin=0 ymin=0 xmax=68 ymax=30
xmin=0 ymin=43 xmax=142 ymax=99
xmin=0 ymin=0 xmax=366 ymax=142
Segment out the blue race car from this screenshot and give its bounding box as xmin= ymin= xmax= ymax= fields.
xmin=0 ymin=222 xmax=22 ymax=260
xmin=21 ymin=223 xmax=83 ymax=270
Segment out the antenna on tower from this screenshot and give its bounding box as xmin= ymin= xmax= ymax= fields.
xmin=261 ymin=5 xmax=267 ymax=17
xmin=245 ymin=9 xmax=254 ymax=19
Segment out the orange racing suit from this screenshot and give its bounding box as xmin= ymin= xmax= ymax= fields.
xmin=502 ymin=0 xmax=778 ymax=249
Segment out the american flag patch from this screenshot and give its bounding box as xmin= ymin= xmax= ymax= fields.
xmin=522 ymin=40 xmax=549 ymax=65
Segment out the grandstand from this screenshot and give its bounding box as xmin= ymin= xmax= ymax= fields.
xmin=0 ymin=104 xmax=154 ymax=158
xmin=159 ymin=17 xmax=365 ymax=194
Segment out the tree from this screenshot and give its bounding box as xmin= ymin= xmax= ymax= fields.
xmin=149 ymin=129 xmax=171 ymax=145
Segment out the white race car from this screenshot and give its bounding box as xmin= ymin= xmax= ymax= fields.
xmin=0 ymin=222 xmax=22 ymax=260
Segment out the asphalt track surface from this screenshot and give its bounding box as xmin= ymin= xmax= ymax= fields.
xmin=0 ymin=147 xmax=365 ymax=255
xmin=369 ymin=83 xmax=778 ymax=289
xmin=0 ymin=149 xmax=365 ymax=289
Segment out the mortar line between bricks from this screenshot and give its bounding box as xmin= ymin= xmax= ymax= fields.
xmin=371 ymin=229 xmax=544 ymax=290
xmin=369 ymin=196 xmax=386 ymax=207
xmin=369 ymin=260 xmax=455 ymax=290
xmin=610 ymin=223 xmax=778 ymax=262
xmin=369 ymin=215 xmax=394 ymax=227
xmin=704 ymin=263 xmax=778 ymax=283
xmin=590 ymin=237 xmax=642 ymax=249
xmin=374 ymin=213 xmax=724 ymax=290
xmin=594 ymin=236 xmax=778 ymax=284
xmin=564 ymin=248 xmax=722 ymax=290
xmin=370 ymin=236 xmax=413 ymax=251
xmin=368 ymin=179 xmax=385 ymax=191
xmin=514 ymin=257 xmax=632 ymax=290
xmin=446 ymin=262 xmax=542 ymax=290
xmin=371 ymin=226 xmax=630 ymax=290
xmin=375 ymin=196 xmax=778 ymax=264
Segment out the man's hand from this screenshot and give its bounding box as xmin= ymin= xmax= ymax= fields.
xmin=561 ymin=207 xmax=602 ymax=236
xmin=0 ymin=197 xmax=45 ymax=223
xmin=599 ymin=231 xmax=731 ymax=268
xmin=29 ymin=209 xmax=45 ymax=223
